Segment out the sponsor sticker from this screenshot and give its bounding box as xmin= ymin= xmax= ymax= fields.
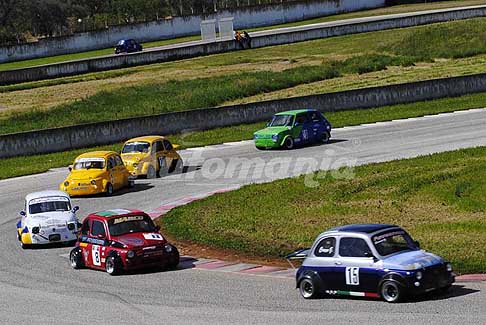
xmin=143 ymin=233 xmax=164 ymax=241
xmin=113 ymin=215 xmax=145 ymax=224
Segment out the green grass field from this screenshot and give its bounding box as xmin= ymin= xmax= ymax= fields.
xmin=0 ymin=0 xmax=482 ymax=72
xmin=3 ymin=91 xmax=486 ymax=181
xmin=161 ymin=146 xmax=486 ymax=274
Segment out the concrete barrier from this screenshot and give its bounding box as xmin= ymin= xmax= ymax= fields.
xmin=2 ymin=72 xmax=486 ymax=159
xmin=2 ymin=5 xmax=486 ymax=86
xmin=0 ymin=0 xmax=385 ymax=63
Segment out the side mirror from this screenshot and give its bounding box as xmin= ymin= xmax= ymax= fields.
xmin=19 ymin=210 xmax=26 ymax=216
xmin=294 ymin=122 xmax=300 ymax=127
xmin=364 ymin=251 xmax=378 ymax=262
xmin=72 ymin=206 xmax=79 ymax=213
xmin=414 ymin=241 xmax=421 ymax=249
xmin=68 ymin=165 xmax=73 ymax=171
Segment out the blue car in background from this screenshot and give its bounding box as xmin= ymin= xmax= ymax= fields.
xmin=287 ymin=224 xmax=455 ymax=303
xmin=115 ymin=39 xmax=143 ymax=54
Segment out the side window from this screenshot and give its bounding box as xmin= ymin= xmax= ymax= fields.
xmin=163 ymin=140 xmax=173 ymax=151
xmin=339 ymin=237 xmax=372 ymax=258
xmin=81 ymin=220 xmax=90 ymax=235
xmin=314 ymin=237 xmax=336 ymax=257
xmin=310 ymin=111 xmax=323 ymax=123
xmin=107 ymin=157 xmax=115 ymax=170
xmin=91 ymin=220 xmax=106 ymax=238
xmin=114 ymin=155 xmax=123 ymax=166
xmin=295 ymin=114 xmax=306 ymax=126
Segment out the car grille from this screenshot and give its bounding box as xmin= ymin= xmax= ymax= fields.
xmin=422 ymin=263 xmax=448 ymax=289
xmin=49 ymin=234 xmax=61 ymax=242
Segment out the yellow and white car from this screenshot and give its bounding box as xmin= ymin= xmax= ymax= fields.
xmin=60 ymin=151 xmax=134 ymax=196
xmin=121 ymin=136 xmax=183 ymax=178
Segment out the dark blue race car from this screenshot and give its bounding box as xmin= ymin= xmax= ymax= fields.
xmin=287 ymin=224 xmax=455 ymax=303
xmin=115 ymin=39 xmax=143 ymax=54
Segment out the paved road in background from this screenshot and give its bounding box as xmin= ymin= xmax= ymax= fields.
xmin=1 ymin=109 xmax=486 ymax=323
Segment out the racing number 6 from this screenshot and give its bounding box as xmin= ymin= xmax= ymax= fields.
xmin=345 ymin=267 xmax=360 ymax=285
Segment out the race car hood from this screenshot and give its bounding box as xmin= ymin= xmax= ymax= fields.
xmin=254 ymin=126 xmax=290 ymax=136
xmin=25 ymin=212 xmax=76 ymax=227
xmin=114 ymin=232 xmax=167 ymax=248
xmin=382 ymin=250 xmax=444 ymax=270
xmin=67 ymin=169 xmax=105 ymax=180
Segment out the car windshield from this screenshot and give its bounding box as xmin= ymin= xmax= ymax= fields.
xmin=29 ymin=200 xmax=71 ymax=214
xmin=372 ymin=230 xmax=418 ymax=256
xmin=108 ymin=215 xmax=156 ymax=236
xmin=122 ymin=141 xmax=150 ymax=153
xmin=269 ymin=115 xmax=293 ymax=127
xmin=73 ymin=158 xmax=105 ymax=170
xmin=117 ymin=40 xmax=125 ymax=45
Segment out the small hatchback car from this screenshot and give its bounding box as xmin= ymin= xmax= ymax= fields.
xmin=69 ymin=209 xmax=179 ymax=275
xmin=288 ymin=224 xmax=454 ymax=303
xmin=60 ymin=151 xmax=134 ymax=196
xmin=115 ymin=39 xmax=143 ymax=54
xmin=121 ymin=135 xmax=183 ymax=178
xmin=17 ymin=190 xmax=80 ymax=248
xmin=253 ymin=109 xmax=331 ymax=149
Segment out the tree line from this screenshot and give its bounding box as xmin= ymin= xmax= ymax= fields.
xmin=0 ymin=0 xmax=305 ymax=45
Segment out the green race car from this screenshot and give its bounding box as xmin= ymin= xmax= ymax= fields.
xmin=253 ymin=109 xmax=331 ymax=149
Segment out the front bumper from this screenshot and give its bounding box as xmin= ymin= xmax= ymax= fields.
xmin=61 ymin=182 xmax=105 ymax=196
xmin=254 ymin=139 xmax=280 ymax=148
xmin=122 ymin=249 xmax=178 ymax=270
xmin=406 ymin=265 xmax=455 ymax=295
xmin=23 ymin=228 xmax=78 ymax=245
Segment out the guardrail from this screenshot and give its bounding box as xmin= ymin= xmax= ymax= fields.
xmin=1 ymin=72 xmax=486 ymax=159
xmin=1 ymin=5 xmax=486 ymax=85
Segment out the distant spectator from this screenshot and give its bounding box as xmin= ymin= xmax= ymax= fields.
xmin=243 ymin=31 xmax=252 ymax=49
xmin=234 ymin=30 xmax=244 ymax=49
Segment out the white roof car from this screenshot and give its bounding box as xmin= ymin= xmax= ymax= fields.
xmin=17 ymin=190 xmax=80 ymax=248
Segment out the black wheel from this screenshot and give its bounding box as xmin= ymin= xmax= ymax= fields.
xmin=381 ymin=280 xmax=403 ymax=303
xmin=105 ymin=256 xmax=122 ymax=275
xmin=283 ymin=137 xmax=294 ymax=150
xmin=20 ymin=242 xmax=31 ymax=249
xmin=146 ymin=165 xmax=156 ymax=179
xmin=166 ymin=245 xmax=180 ymax=270
xmin=70 ymin=248 xmax=84 ymax=269
xmin=115 ymin=49 xmax=120 ymax=54
xmin=320 ymin=131 xmax=331 ymax=144
xmin=299 ymin=278 xmax=320 ymax=299
xmin=128 ymin=179 xmax=135 ymax=188
xmin=105 ymin=183 xmax=114 ymax=196
xmin=255 ymin=146 xmax=265 ymax=150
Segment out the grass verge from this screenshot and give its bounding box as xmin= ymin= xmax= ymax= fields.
xmin=0 ymin=0 xmax=482 ymax=72
xmin=2 ymin=91 xmax=486 ymax=180
xmin=161 ymin=146 xmax=486 ymax=275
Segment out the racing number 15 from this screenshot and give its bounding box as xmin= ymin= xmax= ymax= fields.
xmin=345 ymin=267 xmax=360 ymax=285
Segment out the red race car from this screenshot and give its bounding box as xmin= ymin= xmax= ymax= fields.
xmin=69 ymin=209 xmax=179 ymax=275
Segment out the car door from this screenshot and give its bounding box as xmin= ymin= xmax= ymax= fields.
xmin=114 ymin=154 xmax=128 ymax=187
xmin=311 ymin=236 xmax=342 ymax=291
xmin=162 ymin=139 xmax=177 ymax=171
xmin=88 ymin=219 xmax=108 ymax=270
xmin=106 ymin=156 xmax=117 ymax=188
xmin=309 ymin=111 xmax=326 ymax=141
xmin=335 ymin=236 xmax=381 ymax=294
xmin=153 ymin=140 xmax=166 ymax=172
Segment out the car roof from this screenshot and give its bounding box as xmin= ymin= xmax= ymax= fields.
xmin=75 ymin=151 xmax=117 ymax=160
xmin=275 ymin=109 xmax=316 ymax=116
xmin=124 ymin=135 xmax=166 ymax=143
xmin=25 ymin=190 xmax=70 ymax=202
xmin=326 ymin=224 xmax=399 ymax=235
xmin=88 ymin=209 xmax=146 ymax=220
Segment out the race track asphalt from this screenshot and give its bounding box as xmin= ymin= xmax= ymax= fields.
xmin=1 ymin=108 xmax=486 ymax=324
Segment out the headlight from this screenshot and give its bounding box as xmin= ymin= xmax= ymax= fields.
xmin=446 ymin=263 xmax=453 ymax=272
xmin=416 ymin=271 xmax=423 ymax=280
xmin=67 ymin=223 xmax=75 ymax=231
xmin=164 ymin=244 xmax=173 ymax=253
xmin=133 ymin=163 xmax=138 ymax=168
xmin=90 ymin=180 xmax=96 ymax=185
xmin=271 ymin=134 xmax=279 ymax=142
xmin=127 ymin=250 xmax=135 ymax=259
xmin=31 ymin=226 xmax=40 ymax=234
xmin=64 ymin=181 xmax=69 ymax=187
xmin=326 ymin=125 xmax=331 ymax=130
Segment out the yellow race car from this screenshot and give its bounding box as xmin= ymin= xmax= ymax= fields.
xmin=121 ymin=135 xmax=183 ymax=178
xmin=60 ymin=151 xmax=134 ymax=196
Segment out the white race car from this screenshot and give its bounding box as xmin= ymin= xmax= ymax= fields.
xmin=17 ymin=190 xmax=80 ymax=248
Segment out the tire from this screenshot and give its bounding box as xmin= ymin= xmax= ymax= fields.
xmin=299 ymin=278 xmax=320 ymax=299
xmin=105 ymin=183 xmax=114 ymax=196
xmin=166 ymin=245 xmax=180 ymax=270
xmin=20 ymin=242 xmax=31 ymax=249
xmin=320 ymin=131 xmax=331 ymax=144
xmin=381 ymin=280 xmax=403 ymax=303
xmin=70 ymin=248 xmax=84 ymax=269
xmin=255 ymin=146 xmax=265 ymax=150
xmin=146 ymin=165 xmax=156 ymax=179
xmin=283 ymin=137 xmax=294 ymax=150
xmin=168 ymin=159 xmax=183 ymax=174
xmin=105 ymin=256 xmax=122 ymax=275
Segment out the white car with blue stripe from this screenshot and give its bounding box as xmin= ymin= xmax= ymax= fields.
xmin=17 ymin=191 xmax=80 ymax=248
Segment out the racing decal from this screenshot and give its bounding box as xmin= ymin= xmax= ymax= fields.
xmin=79 ymin=235 xmax=106 ymax=246
xmin=29 ymin=196 xmax=69 ymax=204
xmin=345 ymin=267 xmax=360 ymax=285
xmin=302 ymin=129 xmax=309 ymax=141
xmin=113 ymin=215 xmax=145 ymax=224
xmin=75 ymin=157 xmax=105 ymax=163
xmin=79 ymin=242 xmax=88 ymax=248
xmin=326 ymin=290 xmax=379 ymax=298
xmin=143 ymin=233 xmax=164 ymax=241
xmin=158 ymin=157 xmax=166 ymax=168
xmin=92 ymin=245 xmax=101 ymax=266
xmin=119 ymin=237 xmax=144 ymax=246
